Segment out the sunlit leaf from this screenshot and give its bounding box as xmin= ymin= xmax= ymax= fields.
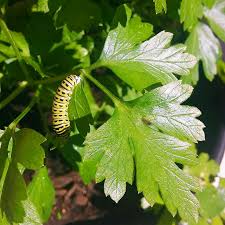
xmin=81 ymin=81 xmax=204 ymax=223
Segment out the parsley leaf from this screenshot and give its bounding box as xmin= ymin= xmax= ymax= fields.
xmin=1 ymin=163 xmax=27 ymax=222
xmin=204 ymin=0 xmax=225 ymax=42
xmin=68 ymin=77 xmax=91 ymax=121
xmin=0 ymin=128 xmax=46 ymax=223
xmin=12 ymin=128 xmax=46 ymax=170
xmin=27 ymin=167 xmax=55 ymax=223
xmin=184 ymin=153 xmax=219 ymax=184
xmin=32 ymin=0 xmax=49 ymax=13
xmin=180 ymin=0 xmax=203 ymax=30
xmin=180 ymin=0 xmax=203 ymax=31
xmin=81 ymin=81 xmax=204 ymax=223
xmin=202 ymin=0 xmax=216 ymax=8
xmin=153 ymin=0 xmax=167 ymax=14
xmin=197 ymin=186 xmax=225 ymax=219
xmin=183 ymin=23 xmax=221 ymax=83
xmin=0 ymin=29 xmax=46 ymax=78
xmin=98 ymin=14 xmax=196 ymax=90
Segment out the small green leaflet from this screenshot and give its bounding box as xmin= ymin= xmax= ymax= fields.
xmin=28 ymin=166 xmax=55 ymax=223
xmin=99 ymin=23 xmax=196 ymax=90
xmin=12 ymin=128 xmax=46 ymax=170
xmin=157 ymin=210 xmax=176 ymax=225
xmin=81 ymin=81 xmax=205 ymax=223
xmin=204 ymin=0 xmax=225 ymax=42
xmin=32 ymin=0 xmax=49 ymax=13
xmin=0 ymin=128 xmax=46 ymax=223
xmin=23 ymin=56 xmax=46 ymax=78
xmin=184 ymin=153 xmax=219 ymax=184
xmin=202 ymin=0 xmax=216 ymax=8
xmin=1 ymin=163 xmax=27 ymax=223
xmin=197 ymin=186 xmax=225 ymax=219
xmin=183 ymin=22 xmax=221 ymax=84
xmin=68 ymin=77 xmax=92 ymax=136
xmin=0 ymin=29 xmax=46 ymax=78
xmin=0 ymin=128 xmax=13 ymax=181
xmin=68 ymin=77 xmax=92 ymax=121
xmin=180 ymin=0 xmax=203 ymax=31
xmin=153 ymin=0 xmax=167 ymax=14
xmin=0 ymin=30 xmax=30 ymax=56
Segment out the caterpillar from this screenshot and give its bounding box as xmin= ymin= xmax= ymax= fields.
xmin=52 ymin=75 xmax=81 ymax=136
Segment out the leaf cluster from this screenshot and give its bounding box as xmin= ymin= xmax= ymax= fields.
xmin=0 ymin=128 xmax=54 ymax=224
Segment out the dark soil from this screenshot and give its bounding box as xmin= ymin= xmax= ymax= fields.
xmin=44 ymin=157 xmax=103 ymax=225
xmin=43 ymin=156 xmax=156 ymax=225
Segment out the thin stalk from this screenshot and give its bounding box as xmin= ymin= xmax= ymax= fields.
xmin=0 ymin=74 xmax=66 ymax=110
xmin=33 ymin=74 xmax=66 ymax=85
xmin=37 ymin=101 xmax=49 ymax=134
xmin=81 ymin=69 xmax=121 ymax=106
xmin=0 ymin=81 xmax=28 ymax=110
xmin=9 ymin=86 xmax=41 ymax=129
xmin=89 ymin=61 xmax=103 ymax=71
xmin=0 ymin=18 xmax=30 ymax=81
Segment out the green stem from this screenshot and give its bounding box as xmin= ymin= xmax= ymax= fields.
xmin=33 ymin=74 xmax=66 ymax=85
xmin=9 ymin=86 xmax=41 ymax=129
xmin=0 ymin=81 xmax=28 ymax=110
xmin=37 ymin=101 xmax=49 ymax=134
xmin=0 ymin=18 xmax=30 ymax=81
xmin=81 ymin=69 xmax=121 ymax=106
xmin=89 ymin=61 xmax=103 ymax=71
xmin=0 ymin=74 xmax=67 ymax=110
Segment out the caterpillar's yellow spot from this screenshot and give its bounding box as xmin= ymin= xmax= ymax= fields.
xmin=52 ymin=75 xmax=81 ymax=136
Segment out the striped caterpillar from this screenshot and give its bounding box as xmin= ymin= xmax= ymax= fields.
xmin=52 ymin=75 xmax=81 ymax=136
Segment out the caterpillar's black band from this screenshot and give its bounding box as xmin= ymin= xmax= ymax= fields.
xmin=52 ymin=75 xmax=81 ymax=136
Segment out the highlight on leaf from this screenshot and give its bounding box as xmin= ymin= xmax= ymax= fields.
xmin=97 ymin=10 xmax=197 ymax=90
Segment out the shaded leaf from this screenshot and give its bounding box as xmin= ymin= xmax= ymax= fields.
xmin=68 ymin=77 xmax=92 ymax=136
xmin=1 ymin=163 xmax=27 ymax=223
xmin=217 ymin=60 xmax=225 ymax=83
xmin=153 ymin=0 xmax=167 ymax=14
xmin=28 ymin=167 xmax=55 ymax=223
xmin=197 ymin=186 xmax=225 ymax=218
xmin=60 ymin=135 xmax=83 ymax=170
xmin=0 ymin=128 xmax=13 ymax=180
xmin=111 ymin=4 xmax=132 ymax=28
xmin=204 ymin=0 xmax=225 ymax=42
xmin=32 ymin=0 xmax=49 ymax=13
xmin=68 ymin=78 xmax=91 ymax=120
xmin=183 ymin=23 xmax=221 ymax=83
xmin=157 ymin=209 xmax=176 ymax=225
xmin=184 ymin=153 xmax=219 ymax=184
xmin=54 ymin=0 xmax=102 ymax=32
xmin=23 ymin=56 xmax=46 ymax=78
xmin=0 ymin=43 xmax=15 ymax=58
xmin=13 ymin=128 xmax=46 ymax=170
xmin=0 ymin=30 xmax=30 ymax=56
xmin=25 ymin=13 xmax=61 ymax=56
